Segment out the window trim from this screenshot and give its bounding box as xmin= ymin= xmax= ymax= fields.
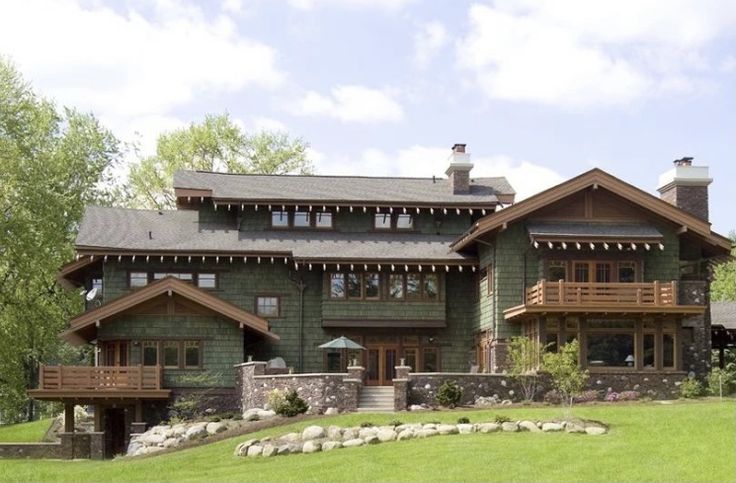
xmin=184 ymin=341 xmax=202 ymax=369
xmin=196 ymin=272 xmax=218 ymax=289
xmin=254 ymin=295 xmax=281 ymax=318
xmin=162 ymin=341 xmax=181 ymax=369
xmin=270 ymin=210 xmax=291 ymax=229
xmin=372 ymin=212 xmax=416 ymax=232
xmin=547 ymin=259 xmax=640 ymax=283
xmin=486 ymin=263 xmax=494 ymax=295
xmin=329 ymin=273 xmax=347 ymax=299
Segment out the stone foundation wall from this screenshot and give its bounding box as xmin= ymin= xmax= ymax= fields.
xmin=0 ymin=442 xmax=63 ymax=459
xmin=0 ymin=432 xmax=104 ymax=460
xmin=237 ymin=362 xmax=363 ymax=413
xmin=680 ymin=280 xmax=711 ymax=378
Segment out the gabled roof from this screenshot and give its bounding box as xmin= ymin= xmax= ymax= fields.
xmin=61 ymin=276 xmax=279 ymax=345
xmin=173 ymin=170 xmax=515 ymax=207
xmin=73 ymin=206 xmax=474 ymax=264
xmin=451 ymin=168 xmax=731 ymax=254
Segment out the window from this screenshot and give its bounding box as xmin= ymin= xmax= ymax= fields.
xmin=142 ymin=341 xmax=158 ymax=366
xmin=315 ymin=211 xmax=333 ymax=228
xmin=374 ymin=213 xmax=391 ymax=230
xmin=347 ymin=273 xmax=362 ymax=299
xmin=153 ymin=272 xmax=193 ymax=282
xmin=662 ymin=333 xmax=675 ymax=368
xmin=326 ymin=351 xmax=342 ymax=373
xmin=396 ymin=214 xmax=413 ymax=230
xmin=548 ymin=261 xmax=567 ymax=282
xmin=129 ymin=272 xmax=148 ymax=287
xmin=595 ymin=263 xmax=612 ymax=283
xmin=422 ymin=348 xmax=439 ymax=372
xmin=423 ymin=274 xmax=438 ymax=300
xmin=486 ymin=264 xmax=494 ymax=295
xmin=574 ymin=262 xmax=589 ymax=282
xmin=364 ymin=273 xmax=380 ymax=299
xmin=643 ymin=333 xmax=655 ymax=368
xmin=403 ymin=348 xmax=418 ymax=371
xmin=389 ymin=274 xmax=404 ymax=299
xmin=271 ymin=211 xmax=289 ymax=228
xmin=586 ymin=333 xmax=634 ymax=368
xmin=293 ymin=211 xmax=311 ymax=228
xmin=163 ymin=341 xmax=179 ymax=368
xmin=184 ymin=341 xmax=201 ymax=368
xmin=618 ymin=262 xmax=636 ymax=283
xmin=197 ymin=273 xmax=217 ymax=289
xmin=330 ymin=273 xmax=346 ymax=299
xmin=256 ymin=296 xmax=280 ymax=317
xmin=545 ymin=332 xmax=558 ymax=353
xmin=406 ymin=273 xmax=421 ymax=299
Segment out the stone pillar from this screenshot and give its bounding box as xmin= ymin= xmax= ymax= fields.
xmin=395 ymin=365 xmax=411 ymax=380
xmin=93 ymin=404 xmax=103 ymax=432
xmin=393 ymin=365 xmax=410 ymax=412
xmin=342 ymin=365 xmax=364 ymax=412
xmin=88 ymin=432 xmax=105 ymax=460
xmin=72 ymin=433 xmax=91 ymax=459
xmin=346 ymin=365 xmax=365 ymax=383
xmin=235 ymin=361 xmax=268 ymax=411
xmin=59 ymin=433 xmax=74 ymax=460
xmin=63 ymin=403 xmax=75 ymax=433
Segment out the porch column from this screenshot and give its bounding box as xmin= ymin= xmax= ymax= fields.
xmin=93 ymin=404 xmax=103 ymax=432
xmin=64 ymin=402 xmax=75 ymax=433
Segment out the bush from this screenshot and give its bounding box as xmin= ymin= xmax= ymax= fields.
xmin=574 ymin=390 xmax=600 ymax=403
xmin=436 ymin=381 xmax=463 ymax=408
xmin=457 ymin=417 xmax=471 ymax=424
xmin=494 ymin=414 xmax=511 ymax=424
xmin=543 ymin=390 xmax=562 ymax=405
xmin=271 ymin=390 xmax=309 ymax=417
xmin=360 ymin=422 xmax=375 ymax=428
xmin=541 ymin=339 xmax=589 ymax=408
xmin=707 ymin=368 xmax=736 ymax=396
xmin=679 ymin=378 xmax=704 ymax=399
xmin=388 ymin=419 xmax=403 ymax=427
xmin=506 ymin=336 xmax=546 ymax=401
xmin=604 ymin=391 xmax=639 ymax=402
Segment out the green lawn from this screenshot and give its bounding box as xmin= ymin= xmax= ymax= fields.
xmin=1 ymin=401 xmax=734 ymax=482
xmin=0 ymin=418 xmax=53 ymax=443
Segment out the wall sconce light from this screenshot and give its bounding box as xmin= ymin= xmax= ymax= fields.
xmin=625 ymin=355 xmax=635 ymax=367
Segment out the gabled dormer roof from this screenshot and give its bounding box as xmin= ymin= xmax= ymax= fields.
xmin=451 ymin=168 xmax=731 ymax=255
xmin=173 ymin=170 xmax=515 ymax=209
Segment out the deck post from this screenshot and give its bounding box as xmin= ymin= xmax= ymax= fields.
xmin=64 ymin=402 xmax=75 ymax=433
xmin=558 ymin=279 xmax=564 ymax=303
xmin=93 ymin=404 xmax=103 ymax=432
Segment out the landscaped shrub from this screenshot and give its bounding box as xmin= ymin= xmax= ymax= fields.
xmin=574 ymin=390 xmax=600 ymax=403
xmin=494 ymin=414 xmax=511 ymax=424
xmin=388 ymin=419 xmax=403 ymax=427
xmin=707 ymin=368 xmax=736 ymax=396
xmin=543 ymin=390 xmax=562 ymax=405
xmin=604 ymin=391 xmax=640 ymax=402
xmin=272 ymin=390 xmax=309 ymax=417
xmin=541 ymin=340 xmax=589 ymax=408
xmin=267 ymin=389 xmax=286 ymax=411
xmin=436 ymin=381 xmax=463 ymax=408
xmin=360 ymin=422 xmax=375 ymax=428
xmin=506 ymin=336 xmax=547 ymax=402
xmin=679 ymin=378 xmax=704 ymax=399
xmin=457 ymin=417 xmax=471 ymax=424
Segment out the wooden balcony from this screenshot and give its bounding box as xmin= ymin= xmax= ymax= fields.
xmin=28 ymin=366 xmax=170 ymax=401
xmin=504 ymin=280 xmax=705 ymax=320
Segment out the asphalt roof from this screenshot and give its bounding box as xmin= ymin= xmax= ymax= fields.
xmin=173 ymin=170 xmax=515 ymax=205
xmin=712 ymin=301 xmax=736 ymax=329
xmin=75 ymin=206 xmax=471 ymax=262
xmin=527 ymin=222 xmax=663 ymax=239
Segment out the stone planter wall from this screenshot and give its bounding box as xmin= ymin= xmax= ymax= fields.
xmin=0 ymin=432 xmax=104 ymax=460
xmin=237 ymin=361 xmax=363 ymax=413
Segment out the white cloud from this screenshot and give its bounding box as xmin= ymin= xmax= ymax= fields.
xmin=0 ymin=0 xmax=283 ymax=152
xmin=252 ymin=117 xmax=289 ymax=132
xmin=456 ymin=0 xmax=736 ymax=108
xmin=288 ymin=0 xmax=414 ymax=11
xmin=221 ymin=0 xmax=244 ymax=13
xmin=314 ymin=144 xmax=564 ymax=200
xmin=413 ymin=21 xmax=448 ymax=69
xmin=293 ymin=85 xmax=404 ymax=123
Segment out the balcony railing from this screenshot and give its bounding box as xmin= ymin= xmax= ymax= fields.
xmin=38 ymin=365 xmax=164 ymax=391
xmin=525 ymin=280 xmax=677 ymax=307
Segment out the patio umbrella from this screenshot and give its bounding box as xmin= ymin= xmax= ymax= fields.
xmin=318 ymin=336 xmax=366 ymax=369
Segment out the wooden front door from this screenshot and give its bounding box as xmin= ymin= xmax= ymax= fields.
xmin=104 ymin=408 xmax=127 ymax=457
xmin=365 ymin=345 xmax=398 ymax=386
xmin=102 ymin=341 xmax=129 ymax=366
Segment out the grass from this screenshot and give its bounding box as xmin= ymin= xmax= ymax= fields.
xmin=0 ymin=418 xmax=53 ymax=443
xmin=1 ymin=400 xmax=735 ymax=482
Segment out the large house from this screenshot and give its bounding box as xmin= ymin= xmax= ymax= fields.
xmin=29 ymin=145 xmax=730 ymax=456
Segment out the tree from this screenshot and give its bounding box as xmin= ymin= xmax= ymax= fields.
xmin=542 ymin=339 xmax=589 ymax=411
xmin=127 ymin=114 xmax=313 ymax=209
xmin=0 ymin=58 xmax=120 ymax=421
xmin=506 ymin=336 xmax=548 ymax=402
xmin=711 ymin=231 xmax=735 ymax=302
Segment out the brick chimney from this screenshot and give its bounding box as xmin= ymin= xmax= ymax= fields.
xmin=657 ymin=157 xmax=712 ymax=220
xmin=445 ymin=143 xmax=473 ymax=194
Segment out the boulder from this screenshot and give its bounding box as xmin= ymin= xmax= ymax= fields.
xmin=276 ymin=445 xmax=291 ymax=455
xmin=397 ymin=429 xmax=414 ymax=441
xmin=501 ymin=399 xmax=513 ymax=406
xmin=171 ymin=424 xmax=188 ymax=437
xmin=422 ymin=423 xmax=437 ymax=430
xmin=327 ymin=426 xmax=342 ymax=440
xmin=256 ymin=409 xmax=276 ymax=420
xmin=438 ymin=424 xmax=459 ymax=435
xmin=141 ymin=433 xmax=167 ymax=445
xmin=261 ymin=444 xmax=277 ymax=457
xmin=585 ymin=426 xmax=607 ymax=435
xmin=358 ymin=427 xmax=377 ymax=439
xmin=322 ymin=441 xmax=342 ymax=452
xmin=376 ymin=428 xmax=397 ymax=442
xmin=341 ymin=428 xmax=358 ymax=441
xmin=206 ymin=422 xmax=226 ymax=435
xmin=457 ymin=424 xmax=475 ymax=434
xmin=234 ymin=439 xmax=258 ymax=457
xmin=501 ymin=422 xmax=519 ymax=432
xmin=363 ymin=435 xmax=379 ymax=445
xmin=162 ymin=438 xmax=180 ymax=449
xmin=243 ymin=409 xmax=261 ymax=422
xmin=126 ymin=442 xmax=142 ymax=456
xmin=247 ymin=445 xmax=263 ymax=457
xmin=302 ymin=441 xmax=321 ymax=453
xmin=185 ymin=424 xmax=208 ymax=440
xmin=477 ymin=423 xmax=501 ymax=433
xmin=342 ymin=438 xmax=365 ymax=448
xmin=416 ymin=429 xmax=439 ymax=438
xmin=302 ymin=425 xmax=326 ymax=440
xmin=324 ymin=407 xmax=339 ymax=416
xmin=541 ymin=422 xmax=563 ymax=432
xmin=282 ymin=432 xmax=301 ymax=442
xmin=565 ymin=423 xmax=585 ymax=434
xmin=408 ymin=404 xmax=428 ymax=411
xmin=139 ymin=446 xmax=164 ymax=455
xmin=519 ymin=421 xmax=540 ymax=432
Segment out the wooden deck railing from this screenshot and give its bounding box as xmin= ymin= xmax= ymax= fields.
xmin=525 ymin=280 xmax=678 ymax=307
xmin=37 ymin=366 xmax=163 ymax=391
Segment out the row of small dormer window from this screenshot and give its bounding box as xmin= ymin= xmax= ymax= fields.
xmin=269 ymin=211 xmax=414 ymax=230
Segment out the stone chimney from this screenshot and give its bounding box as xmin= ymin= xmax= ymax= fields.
xmin=657 ymin=157 xmax=712 ymax=220
xmin=445 ymin=143 xmax=473 ymax=194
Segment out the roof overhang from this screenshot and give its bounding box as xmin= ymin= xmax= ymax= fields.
xmin=57 ymin=256 xmax=103 ymax=289
xmin=61 ymin=276 xmax=279 ymax=345
xmin=322 ymin=319 xmax=446 ymax=328
xmin=503 ymin=304 xmax=706 ymax=322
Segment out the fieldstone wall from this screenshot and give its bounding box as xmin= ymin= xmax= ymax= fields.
xmin=237 ymin=361 xmax=362 ymax=413
xmin=680 ymin=280 xmax=711 ymax=378
xmin=0 ymin=433 xmax=103 ymax=460
xmin=0 ymin=442 xmax=63 ymax=459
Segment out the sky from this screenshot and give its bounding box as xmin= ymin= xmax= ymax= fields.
xmin=1 ymin=0 xmax=735 ymax=234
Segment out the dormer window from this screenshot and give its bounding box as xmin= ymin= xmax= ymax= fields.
xmin=374 ymin=213 xmax=392 ymax=230
xmin=271 ymin=211 xmax=289 ymax=228
xmin=315 ymin=211 xmax=333 ymax=228
xmin=396 ymin=214 xmax=413 ymax=230
xmin=293 ymin=211 xmax=311 ymax=228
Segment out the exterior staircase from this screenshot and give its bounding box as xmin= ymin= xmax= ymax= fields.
xmin=357 ymin=386 xmax=395 ymax=412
